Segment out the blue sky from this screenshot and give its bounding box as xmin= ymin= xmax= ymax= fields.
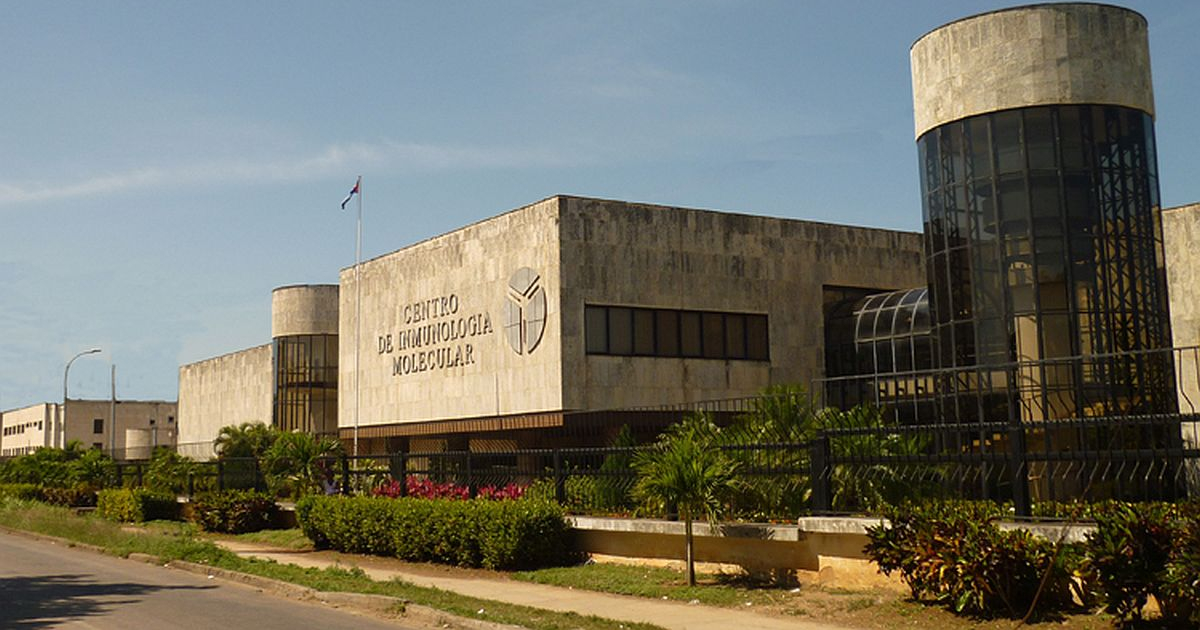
xmin=2 ymin=1 xmax=1198 ymax=409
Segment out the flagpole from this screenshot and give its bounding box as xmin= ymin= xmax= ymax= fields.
xmin=354 ymin=175 xmax=362 ymax=459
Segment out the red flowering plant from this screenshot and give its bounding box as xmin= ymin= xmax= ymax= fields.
xmin=476 ymin=483 xmax=526 ymax=501
xmin=370 ymin=476 xmax=527 ymax=501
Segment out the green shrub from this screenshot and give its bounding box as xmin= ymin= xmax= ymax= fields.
xmin=298 ymin=495 xmax=577 ymax=570
xmin=865 ymin=501 xmax=1082 ymax=618
xmin=0 ymin=445 xmax=116 ymax=489
xmin=1085 ymin=502 xmax=1200 ymax=625
xmin=0 ymin=483 xmax=42 ymax=501
xmin=144 ymin=448 xmax=196 ymax=495
xmin=190 ymin=490 xmax=276 ymax=534
xmin=39 ymin=484 xmax=98 ymax=508
xmin=97 ymin=488 xmax=178 ymax=522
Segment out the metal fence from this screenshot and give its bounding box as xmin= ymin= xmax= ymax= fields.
xmin=16 ymin=347 xmax=1196 ymax=519
xmin=97 ymin=410 xmax=1199 ymax=520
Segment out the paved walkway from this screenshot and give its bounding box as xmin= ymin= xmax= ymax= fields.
xmin=217 ymin=540 xmax=850 ymax=630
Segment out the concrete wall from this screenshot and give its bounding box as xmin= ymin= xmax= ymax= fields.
xmin=177 ymin=344 xmax=273 ymax=458
xmin=558 ymin=197 xmax=925 ymax=409
xmin=63 ymin=399 xmax=177 ymax=458
xmin=1164 ymin=203 xmax=1200 ymax=480
xmin=272 ymin=284 xmax=339 ymax=337
xmin=911 ymin=3 xmax=1154 ymax=138
xmin=0 ymin=403 xmax=54 ymax=457
xmin=339 ymin=197 xmax=564 ymax=428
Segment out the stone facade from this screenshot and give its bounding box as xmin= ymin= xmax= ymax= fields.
xmin=1164 ymin=203 xmax=1200 ymax=463
xmin=339 ymin=197 xmax=565 ymax=430
xmin=911 ymin=3 xmax=1154 ymax=138
xmin=272 ymin=284 xmax=339 ymax=337
xmin=176 ymin=344 xmax=273 ymax=458
xmin=339 ymin=195 xmax=925 ymax=435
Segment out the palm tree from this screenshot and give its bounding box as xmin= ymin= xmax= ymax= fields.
xmin=262 ymin=431 xmax=344 ymax=498
xmin=633 ymin=413 xmax=740 ymax=586
xmin=213 ymin=422 xmax=278 ymax=459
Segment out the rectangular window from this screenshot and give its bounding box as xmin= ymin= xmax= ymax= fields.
xmin=93 ymin=418 xmax=104 ymax=434
xmin=607 ymin=307 xmax=633 ymax=355
xmin=585 ymin=305 xmax=768 ymax=361
xmin=701 ymin=313 xmax=724 ymax=358
xmin=584 ymin=306 xmax=608 ymax=353
xmin=655 ymin=310 xmax=679 ymax=356
xmin=680 ymin=312 xmax=702 ymax=357
xmin=633 ymin=309 xmax=655 ymax=355
xmin=725 ymin=314 xmax=746 ymax=359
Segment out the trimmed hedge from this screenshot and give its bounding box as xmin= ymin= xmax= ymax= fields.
xmin=97 ymin=488 xmax=178 ymax=522
xmin=39 ymin=485 xmax=98 ymax=508
xmin=190 ymin=490 xmax=276 ymax=533
xmin=0 ymin=483 xmax=97 ymax=507
xmin=297 ymin=495 xmax=578 ymax=570
xmin=0 ymin=483 xmax=42 ymax=501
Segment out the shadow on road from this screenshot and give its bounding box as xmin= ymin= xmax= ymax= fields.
xmin=0 ymin=573 xmax=215 ymax=628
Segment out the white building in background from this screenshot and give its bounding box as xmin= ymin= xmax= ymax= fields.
xmin=0 ymin=399 xmax=177 ymax=459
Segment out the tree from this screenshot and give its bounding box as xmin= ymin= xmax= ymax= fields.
xmin=262 ymin=431 xmax=343 ymax=498
xmin=632 ymin=413 xmax=740 ymax=586
xmin=213 ymin=422 xmax=278 ymax=459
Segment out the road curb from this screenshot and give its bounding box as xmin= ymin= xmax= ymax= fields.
xmin=0 ymin=525 xmax=521 ymax=630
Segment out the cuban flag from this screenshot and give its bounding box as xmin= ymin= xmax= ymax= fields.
xmin=341 ymin=177 xmax=361 ymax=210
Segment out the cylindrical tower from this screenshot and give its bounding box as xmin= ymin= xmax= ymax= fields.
xmin=911 ymin=3 xmax=1172 ymax=422
xmin=271 ymin=285 xmax=339 ymax=434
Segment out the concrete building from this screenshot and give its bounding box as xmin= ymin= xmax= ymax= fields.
xmin=1 ymin=400 xmax=177 ymax=459
xmin=1 ymin=403 xmax=55 ymax=457
xmin=177 ymin=285 xmax=337 ymax=459
xmin=172 ymin=3 xmax=1200 ymax=470
xmin=338 ymin=195 xmax=924 ymax=452
xmin=175 ymin=196 xmax=925 ymax=455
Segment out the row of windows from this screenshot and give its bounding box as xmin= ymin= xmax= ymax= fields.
xmin=585 ymin=305 xmax=769 ymax=361
xmin=2 ymin=421 xmax=42 ymax=436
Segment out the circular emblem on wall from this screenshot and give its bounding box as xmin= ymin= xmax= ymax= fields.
xmin=504 ymin=267 xmax=547 ymax=355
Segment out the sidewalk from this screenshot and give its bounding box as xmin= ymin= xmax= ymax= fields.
xmin=216 ymin=540 xmax=851 ymax=630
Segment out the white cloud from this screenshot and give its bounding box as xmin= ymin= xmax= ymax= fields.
xmin=0 ymin=141 xmax=575 ymax=206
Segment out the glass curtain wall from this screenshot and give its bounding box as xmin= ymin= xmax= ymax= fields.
xmin=273 ymin=334 xmax=338 ymax=434
xmin=919 ymin=104 xmax=1173 ymax=422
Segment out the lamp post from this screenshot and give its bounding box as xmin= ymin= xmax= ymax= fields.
xmin=62 ymin=348 xmax=101 ymax=448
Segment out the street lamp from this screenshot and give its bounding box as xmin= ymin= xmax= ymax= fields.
xmin=62 ymin=348 xmax=101 ymax=448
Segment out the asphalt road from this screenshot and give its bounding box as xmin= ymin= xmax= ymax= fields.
xmin=0 ymin=531 xmax=419 ymax=629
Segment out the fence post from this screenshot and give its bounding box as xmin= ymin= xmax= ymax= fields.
xmin=217 ymin=460 xmax=225 ymax=492
xmin=465 ymin=451 xmax=475 ymax=498
xmin=553 ymin=449 xmax=565 ymax=505
xmin=187 ymin=471 xmax=194 ymax=497
xmin=135 ymin=463 xmax=144 ymax=488
xmin=340 ymin=454 xmax=351 ymax=495
xmin=809 ymin=435 xmax=831 ymax=514
xmin=252 ymin=457 xmax=262 ymax=492
xmin=1009 ymin=423 xmax=1031 ymax=517
xmin=389 ymin=452 xmax=406 ymax=485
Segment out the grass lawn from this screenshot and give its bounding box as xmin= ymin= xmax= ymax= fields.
xmin=1 ymin=499 xmax=1122 ymax=630
xmin=514 ymin=561 xmax=1118 ymax=630
xmin=207 ymin=526 xmax=314 ymax=551
xmin=0 ymin=499 xmax=662 ymax=630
